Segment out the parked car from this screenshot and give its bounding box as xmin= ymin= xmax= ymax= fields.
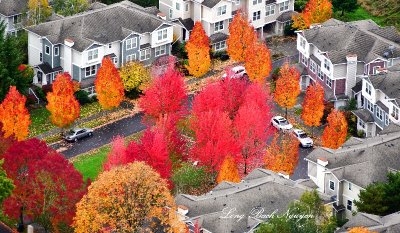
xmin=222 ymin=66 xmax=248 ymax=80
xmin=64 ymin=128 xmax=93 ymax=142
xmin=292 ymin=129 xmax=313 ymax=147
xmin=271 ymin=116 xmax=293 ymax=131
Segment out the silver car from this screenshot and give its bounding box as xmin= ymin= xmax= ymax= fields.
xmin=64 ymin=128 xmax=93 ymax=142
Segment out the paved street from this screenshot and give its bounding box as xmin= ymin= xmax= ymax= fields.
xmin=291 ymin=147 xmax=312 ymax=180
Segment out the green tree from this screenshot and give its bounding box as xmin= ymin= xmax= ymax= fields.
xmin=332 ymin=0 xmax=358 ymax=16
xmin=0 ymin=23 xmax=31 ymax=102
xmin=257 ymin=190 xmax=337 ymax=233
xmin=171 ymin=162 xmax=210 ymax=194
xmin=384 ymin=172 xmax=400 ymax=213
xmin=52 ymin=0 xmax=90 ymax=16
xmin=294 ymin=0 xmax=308 ymax=11
xmin=0 ymin=159 xmax=14 ymax=218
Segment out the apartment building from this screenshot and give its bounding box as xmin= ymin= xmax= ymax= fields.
xmin=296 ymin=19 xmax=400 ymax=108
xmin=0 ymin=0 xmax=27 ymax=35
xmin=25 ymin=1 xmax=174 ymax=94
xmin=160 ymin=0 xmax=295 ymax=51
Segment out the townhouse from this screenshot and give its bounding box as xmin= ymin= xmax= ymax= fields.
xmin=159 ymin=0 xmax=295 ymax=51
xmin=25 ymin=1 xmax=174 ymax=94
xmin=175 ymin=168 xmax=331 ymax=232
xmin=306 ymin=129 xmax=400 ymax=220
xmin=0 ymin=0 xmax=27 ymax=35
xmin=296 ymin=19 xmax=400 ymax=108
xmin=337 ymin=211 xmax=400 ymax=232
xmin=352 ymin=65 xmax=400 ymax=137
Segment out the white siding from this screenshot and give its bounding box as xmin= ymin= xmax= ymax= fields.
xmin=28 ymin=31 xmax=42 ymax=66
xmin=151 ymin=26 xmax=174 ymax=48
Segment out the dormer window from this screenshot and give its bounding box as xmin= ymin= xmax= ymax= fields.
xmin=158 ymin=29 xmax=168 ymax=41
xmin=88 ymin=49 xmax=98 ymax=61
xmin=324 ymin=59 xmax=330 ymax=71
xmin=365 ymin=82 xmax=372 ymax=95
xmin=217 ymin=5 xmax=226 ymax=16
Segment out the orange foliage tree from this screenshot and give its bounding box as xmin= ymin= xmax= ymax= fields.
xmin=321 ymin=109 xmax=348 ymax=149
xmin=301 ymin=83 xmax=324 ymax=136
xmin=264 ymin=133 xmax=299 ymax=175
xmin=46 ymin=73 xmax=80 ymax=129
xmin=292 ymin=0 xmax=333 ymax=30
xmin=216 ymin=155 xmax=240 ymax=184
xmin=95 ymin=57 xmax=125 ymax=110
xmin=227 ymin=12 xmax=257 ymax=62
xmin=274 ymin=62 xmax=301 ymax=118
xmin=0 ymin=86 xmax=31 ymax=141
xmin=245 ymin=41 xmax=272 ymax=83
xmin=348 ymin=227 xmax=376 ymax=233
xmin=73 ymin=162 xmax=186 ymax=233
xmin=185 ymin=22 xmax=210 ymax=77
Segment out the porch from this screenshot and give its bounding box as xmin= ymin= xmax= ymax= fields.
xmin=33 ymin=63 xmax=63 ymax=86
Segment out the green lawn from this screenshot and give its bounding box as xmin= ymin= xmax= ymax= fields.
xmin=334 ymin=7 xmax=386 ymax=26
xmin=29 ymin=102 xmax=103 ymax=137
xmin=72 ymin=146 xmax=110 ymax=181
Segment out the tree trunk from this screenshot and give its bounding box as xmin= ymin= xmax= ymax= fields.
xmin=341 ymin=9 xmax=345 ymax=16
xmin=285 ymin=108 xmax=288 ymax=119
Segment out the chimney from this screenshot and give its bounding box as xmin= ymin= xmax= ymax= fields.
xmin=278 ymin=171 xmax=290 ymax=179
xmin=64 ymin=38 xmax=75 ymax=47
xmin=177 ymin=205 xmax=189 ymax=216
xmin=345 ymin=54 xmax=358 ymax=96
xmin=376 ymin=67 xmax=388 ymax=74
xmin=317 ymin=157 xmax=329 ymax=167
xmin=157 ymin=12 xmax=166 ymax=20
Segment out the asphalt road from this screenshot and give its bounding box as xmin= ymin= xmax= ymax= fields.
xmin=53 ymin=54 xmax=310 ymax=179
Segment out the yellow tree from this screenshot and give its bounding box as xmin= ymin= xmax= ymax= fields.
xmin=292 ymin=0 xmax=333 ymax=30
xmin=27 ymin=0 xmax=52 ymax=25
xmin=46 ymin=73 xmax=80 ymax=129
xmin=244 ymin=41 xmax=272 ymax=83
xmin=227 ymin=12 xmax=257 ymax=62
xmin=216 ymin=155 xmax=241 ymax=184
xmin=0 ymin=86 xmax=31 ymax=141
xmin=185 ymin=22 xmax=211 ymax=77
xmin=73 ymin=162 xmax=187 ymax=233
xmin=265 ymin=133 xmax=299 ymax=175
xmin=95 ymin=57 xmax=125 ymax=110
xmin=274 ymin=62 xmax=301 ymax=118
xmin=120 ymin=61 xmax=151 ymax=92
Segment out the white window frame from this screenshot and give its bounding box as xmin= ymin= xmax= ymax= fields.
xmin=45 ymin=45 xmax=50 ymax=55
xmin=358 ymin=118 xmax=365 ymax=128
xmin=310 ymin=60 xmax=317 ymax=74
xmin=213 ymin=41 xmax=226 ymax=51
xmin=317 ymin=66 xmax=323 ymax=80
xmin=39 ymin=52 xmax=43 ymax=62
xmin=169 ymin=8 xmax=173 ymax=18
xmin=85 ymin=65 xmax=97 ymax=77
xmin=235 ymin=0 xmax=240 ymax=5
xmin=326 ymin=76 xmax=332 ymax=88
xmin=54 ymin=47 xmax=59 ymax=56
xmin=347 ymin=200 xmax=353 ymax=211
xmin=214 ymin=21 xmax=224 ymax=32
xmin=185 ymin=3 xmax=189 ymax=11
xmin=329 ymin=180 xmax=335 ymax=191
xmin=252 ymin=11 xmax=261 ymax=21
xmin=126 ymin=38 xmax=137 ymax=50
xmin=157 ymin=29 xmax=168 ymax=41
xmin=126 ymin=54 xmax=136 ymax=62
xmin=253 ymin=0 xmax=262 ymax=5
xmin=365 ymin=82 xmax=372 ymax=95
xmin=376 ymin=107 xmax=383 ymax=121
xmin=393 ymin=106 xmax=399 ymax=120
xmin=176 ymin=2 xmax=180 ymax=10
xmin=324 ymin=58 xmax=331 ymax=71
xmin=140 ymin=48 xmax=151 ymax=61
xmin=279 ymin=0 xmax=289 ymax=12
xmin=112 ymin=57 xmax=118 ymax=64
xmin=217 ymin=5 xmax=227 ymax=16
xmin=265 ymin=4 xmax=275 ymax=16
xmin=348 ymin=182 xmax=352 ymax=191
xmin=366 ymin=99 xmax=373 ymax=112
xmin=301 ymin=53 xmax=308 ymax=66
xmin=87 ymin=49 xmax=99 ymax=61
xmin=108 ymin=43 xmax=112 ymax=48
xmin=155 ymin=45 xmax=166 ymax=57
xmin=385 ymin=114 xmax=390 ymax=126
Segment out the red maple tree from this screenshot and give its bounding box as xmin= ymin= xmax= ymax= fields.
xmin=0 ymin=86 xmax=31 ymax=141
xmin=46 ymin=73 xmax=80 ymax=129
xmin=126 ymin=128 xmax=172 ymax=182
xmin=139 ymin=67 xmax=188 ymax=123
xmin=103 ymin=136 xmax=128 ymax=171
xmin=95 ymin=57 xmax=125 ymax=110
xmin=1 ymin=138 xmax=86 ymax=232
xmin=190 ymin=110 xmax=238 ymax=173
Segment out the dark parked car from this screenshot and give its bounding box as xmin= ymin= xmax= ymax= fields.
xmin=64 ymin=128 xmax=93 ymax=142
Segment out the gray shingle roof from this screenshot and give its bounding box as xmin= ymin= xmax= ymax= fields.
xmin=26 ymin=1 xmax=169 ymax=52
xmin=352 ymin=109 xmax=374 ymax=123
xmin=0 ymin=0 xmax=27 ymax=16
xmin=276 ymin=10 xmax=297 ymax=22
xmin=377 ymin=100 xmax=389 ymax=112
xmin=177 ymin=18 xmax=194 ymax=31
xmin=202 ymin=0 xmax=222 ymax=8
xmin=175 ymin=169 xmax=331 ymax=233
xmin=352 ymin=80 xmax=362 ymax=93
xmin=265 ymin=0 xmax=276 ymax=5
xmin=369 ymin=26 xmax=400 ymax=44
xmin=302 ymin=19 xmax=400 ymax=64
xmin=0 ymin=221 xmax=13 ymax=233
xmin=209 ymin=32 xmax=227 ymax=44
xmin=338 ymin=212 xmax=400 ymax=233
xmin=379 ymin=123 xmax=400 ymax=135
xmin=306 ymin=131 xmax=400 ymax=188
xmin=367 ymin=71 xmax=400 ymax=100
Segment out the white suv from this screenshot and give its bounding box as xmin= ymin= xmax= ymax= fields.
xmin=292 ymin=129 xmax=313 ymax=148
xmin=271 ymin=116 xmax=293 ymax=131
xmin=222 ymin=66 xmax=248 ymax=79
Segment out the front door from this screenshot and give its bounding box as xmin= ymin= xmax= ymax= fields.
xmin=37 ymin=71 xmax=43 ymax=84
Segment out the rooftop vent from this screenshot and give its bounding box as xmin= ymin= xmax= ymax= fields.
xmin=317 ymin=157 xmax=329 ymax=167
xmin=64 ymin=38 xmax=74 ymax=47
